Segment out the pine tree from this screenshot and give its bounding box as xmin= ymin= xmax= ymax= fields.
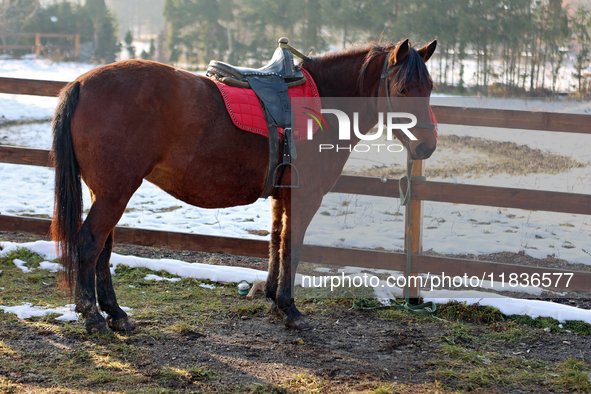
xmin=86 ymin=0 xmax=120 ymax=63
xmin=124 ymin=29 xmax=135 ymax=59
xmin=571 ymin=4 xmax=591 ymax=93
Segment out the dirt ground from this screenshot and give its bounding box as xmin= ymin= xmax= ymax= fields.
xmin=343 ymin=135 xmax=587 ymax=179
xmin=1 ymin=231 xmax=591 ymax=393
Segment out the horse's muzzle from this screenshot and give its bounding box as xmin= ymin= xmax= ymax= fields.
xmin=412 ymin=142 xmax=437 ymax=160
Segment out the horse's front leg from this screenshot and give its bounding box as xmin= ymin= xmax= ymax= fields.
xmin=276 ymin=194 xmax=321 ymax=330
xmin=277 ymin=229 xmax=309 ymax=329
xmin=265 ymin=197 xmax=285 ymax=316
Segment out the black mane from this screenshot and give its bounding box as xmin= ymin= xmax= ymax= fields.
xmin=302 ymin=41 xmax=432 ymax=96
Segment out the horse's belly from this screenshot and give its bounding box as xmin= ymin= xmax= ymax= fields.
xmin=145 ymin=162 xmax=265 ymax=209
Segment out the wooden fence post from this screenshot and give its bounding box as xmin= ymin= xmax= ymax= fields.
xmin=75 ymin=34 xmax=80 ymax=59
xmin=35 ymin=33 xmax=40 ymax=57
xmin=404 ymin=159 xmax=424 ymax=301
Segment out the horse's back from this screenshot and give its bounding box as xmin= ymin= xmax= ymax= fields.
xmin=72 ymin=60 xmax=208 ymax=144
xmin=68 ymin=60 xmax=269 ymax=208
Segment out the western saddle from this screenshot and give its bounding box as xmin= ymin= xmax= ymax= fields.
xmin=207 ymin=38 xmax=308 ymax=198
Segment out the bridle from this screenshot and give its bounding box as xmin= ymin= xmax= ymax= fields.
xmin=373 ymin=53 xmax=439 ymax=317
xmin=377 ymin=53 xmax=436 ymax=149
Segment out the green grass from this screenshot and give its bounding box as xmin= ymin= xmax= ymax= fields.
xmin=434 ymin=301 xmax=591 ymax=336
xmin=483 ymin=322 xmax=533 ymax=343
xmin=0 ymin=247 xmax=64 ymax=306
xmin=432 ymin=348 xmax=591 ymax=393
xmin=509 ymin=315 xmax=591 ymax=335
xmin=3 ymin=247 xmax=45 ymax=268
xmin=2 ymin=244 xmax=591 ymax=394
xmin=442 ymin=322 xmax=474 ymax=345
xmin=553 ymin=359 xmax=591 ymax=392
xmin=436 ymin=301 xmax=505 ymax=324
xmin=430 ymin=344 xmax=549 ymax=390
xmin=187 ymin=366 xmax=216 ymax=381
xmin=563 ymin=320 xmax=591 ymax=335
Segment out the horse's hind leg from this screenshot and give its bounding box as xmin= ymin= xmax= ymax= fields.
xmin=265 ymin=197 xmax=284 ymax=316
xmin=96 ymin=231 xmax=135 ymax=332
xmin=75 ymin=196 xmax=134 ymax=333
xmin=75 ymin=220 xmax=110 ymax=333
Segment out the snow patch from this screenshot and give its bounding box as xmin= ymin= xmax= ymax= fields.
xmin=144 ymin=274 xmax=181 ymax=282
xmin=12 ymin=258 xmax=32 ymax=273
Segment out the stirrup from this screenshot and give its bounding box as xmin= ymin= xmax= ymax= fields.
xmin=273 ymin=163 xmax=300 ymax=188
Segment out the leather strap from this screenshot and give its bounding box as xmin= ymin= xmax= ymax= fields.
xmin=377 ymin=55 xmax=436 ymax=140
xmin=261 ymin=120 xmax=280 ymax=199
xmin=279 ymin=43 xmax=310 ymax=61
xmin=253 ymin=78 xmax=299 ymax=198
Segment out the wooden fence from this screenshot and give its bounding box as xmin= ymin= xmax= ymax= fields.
xmin=0 ymin=33 xmax=80 ymax=59
xmin=1 ymin=77 xmax=590 ymax=294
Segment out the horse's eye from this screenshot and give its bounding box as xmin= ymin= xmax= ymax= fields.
xmin=399 ymin=88 xmax=407 ymax=95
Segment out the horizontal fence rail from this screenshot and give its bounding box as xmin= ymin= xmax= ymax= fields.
xmin=0 ymin=33 xmax=79 ymax=38
xmin=0 ymin=145 xmax=52 ymax=167
xmin=2 ymin=145 xmax=589 ymax=216
xmin=431 ymin=105 xmax=591 ymax=135
xmin=0 ymin=77 xmax=66 ymax=97
xmin=332 ymin=175 xmax=591 ymax=215
xmin=1 ymin=214 xmax=589 ymax=292
xmin=1 ymin=77 xmax=590 ymax=134
xmin=1 ymin=76 xmax=590 ymax=295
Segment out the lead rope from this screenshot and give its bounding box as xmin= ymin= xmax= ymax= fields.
xmin=352 ymin=52 xmax=436 ymax=314
xmin=398 ymin=149 xmax=437 ymax=315
xmin=352 ymin=144 xmax=436 ymax=315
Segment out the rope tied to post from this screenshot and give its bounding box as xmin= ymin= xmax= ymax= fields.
xmin=353 ymin=151 xmax=436 ymax=315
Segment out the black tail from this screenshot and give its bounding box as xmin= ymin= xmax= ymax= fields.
xmin=51 ymin=81 xmax=82 ymax=292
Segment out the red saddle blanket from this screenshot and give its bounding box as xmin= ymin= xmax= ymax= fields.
xmin=212 ymin=68 xmax=321 ymax=141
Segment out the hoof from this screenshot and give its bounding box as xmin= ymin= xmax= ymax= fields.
xmin=271 ymin=303 xmax=286 ymax=317
xmin=107 ymin=316 xmax=136 ymax=332
xmin=284 ymin=315 xmax=311 ymax=331
xmin=86 ymin=321 xmax=110 ymax=334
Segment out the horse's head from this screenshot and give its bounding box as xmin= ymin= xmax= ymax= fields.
xmin=382 ymin=39 xmax=437 ymax=160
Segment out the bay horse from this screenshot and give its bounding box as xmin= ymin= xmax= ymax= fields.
xmin=51 ymin=38 xmax=437 ymax=333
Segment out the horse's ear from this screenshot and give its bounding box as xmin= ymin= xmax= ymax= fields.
xmin=389 ymin=38 xmax=410 ymax=66
xmin=418 ymin=40 xmax=437 ymax=63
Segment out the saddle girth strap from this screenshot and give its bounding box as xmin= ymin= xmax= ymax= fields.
xmin=249 ymin=76 xmax=297 ymax=198
xmin=261 ymin=121 xmax=280 ymax=199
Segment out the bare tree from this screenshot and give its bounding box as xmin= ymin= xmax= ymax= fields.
xmin=0 ymin=0 xmax=40 ymax=48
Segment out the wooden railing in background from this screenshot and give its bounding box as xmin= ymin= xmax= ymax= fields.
xmin=1 ymin=76 xmax=590 ymax=294
xmin=0 ymin=33 xmax=80 ymax=59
